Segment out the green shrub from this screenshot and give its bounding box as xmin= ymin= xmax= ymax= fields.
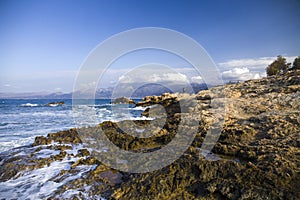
xmin=266 ymin=55 xmax=289 ymax=76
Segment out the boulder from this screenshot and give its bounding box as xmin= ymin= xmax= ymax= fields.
xmin=111 ymin=97 xmax=135 ymax=104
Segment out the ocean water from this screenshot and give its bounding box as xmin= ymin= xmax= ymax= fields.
xmin=0 ymin=99 xmax=146 ymax=152
xmin=0 ymin=99 xmax=151 ymax=199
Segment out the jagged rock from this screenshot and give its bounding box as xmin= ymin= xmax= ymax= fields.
xmin=32 ymin=128 xmax=81 ymax=146
xmin=111 ymin=97 xmax=135 ymax=104
xmin=1 ymin=70 xmax=300 ymax=199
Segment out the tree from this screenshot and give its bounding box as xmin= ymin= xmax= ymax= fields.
xmin=266 ymin=55 xmax=288 ymax=76
xmin=292 ymin=56 xmax=300 ymax=70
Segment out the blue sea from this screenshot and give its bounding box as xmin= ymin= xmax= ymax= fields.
xmin=0 ymin=98 xmax=151 ymax=199
xmin=0 ymin=99 xmax=146 ymax=152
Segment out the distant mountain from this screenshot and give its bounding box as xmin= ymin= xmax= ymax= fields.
xmin=0 ymin=92 xmax=58 ymax=99
xmin=130 ymin=83 xmax=208 ymax=97
xmin=0 ymin=83 xmax=208 ymax=99
xmin=43 ymin=92 xmax=73 ymax=99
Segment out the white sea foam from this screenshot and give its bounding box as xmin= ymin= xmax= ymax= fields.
xmin=3 ymin=110 xmax=72 ymax=118
xmin=47 ymin=104 xmax=58 ymax=107
xmin=0 ymin=157 xmax=77 ymax=199
xmin=0 ymin=136 xmax=36 ymax=153
xmin=0 ymin=151 xmax=99 ymax=199
xmin=21 ymin=103 xmax=39 ymax=107
xmin=35 ymin=148 xmax=61 ymax=158
xmin=61 ymin=188 xmax=107 ymax=200
xmin=0 ymin=122 xmax=24 ymax=129
xmin=65 ymin=144 xmax=85 ymax=155
xmin=130 ymin=116 xmax=154 ymax=120
xmin=127 ymin=106 xmax=147 ymax=111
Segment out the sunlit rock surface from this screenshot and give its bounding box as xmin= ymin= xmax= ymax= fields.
xmin=0 ymin=70 xmax=299 ymax=199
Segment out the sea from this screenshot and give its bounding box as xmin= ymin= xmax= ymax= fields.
xmin=0 ymin=98 xmax=151 ymax=199
xmin=0 ymin=99 xmax=146 ymax=152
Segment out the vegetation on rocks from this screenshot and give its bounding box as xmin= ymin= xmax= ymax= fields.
xmin=266 ymin=55 xmax=299 ymax=76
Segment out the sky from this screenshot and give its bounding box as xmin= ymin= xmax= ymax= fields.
xmin=0 ymin=0 xmax=299 ymax=93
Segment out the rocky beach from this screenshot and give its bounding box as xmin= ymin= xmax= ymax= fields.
xmin=0 ymin=70 xmax=299 ymax=199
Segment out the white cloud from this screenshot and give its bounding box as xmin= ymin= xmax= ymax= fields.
xmin=54 ymin=87 xmax=62 ymax=91
xmin=119 ymin=72 xmax=188 ymax=84
xmin=1 ymin=83 xmax=21 ymax=90
xmin=219 ymin=57 xmax=275 ymax=69
xmin=191 ymin=76 xmax=203 ymax=83
xmin=151 ymin=73 xmax=188 ymax=83
xmin=222 ymin=67 xmax=250 ymax=75
xmin=78 ymin=81 xmax=97 ymax=91
xmin=218 ymin=56 xmax=297 ymax=83
xmin=222 ymin=67 xmax=263 ymax=82
xmin=219 ymin=56 xmax=297 ymax=71
xmin=253 ymin=73 xmax=261 ymax=79
xmin=118 ymin=75 xmax=133 ymax=83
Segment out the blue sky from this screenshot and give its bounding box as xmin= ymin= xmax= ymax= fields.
xmin=0 ymin=0 xmax=299 ymax=93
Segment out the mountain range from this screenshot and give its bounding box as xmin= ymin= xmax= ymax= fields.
xmin=0 ymin=83 xmax=208 ymax=99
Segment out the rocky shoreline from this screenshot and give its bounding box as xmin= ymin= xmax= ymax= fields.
xmin=0 ymin=71 xmax=299 ymax=199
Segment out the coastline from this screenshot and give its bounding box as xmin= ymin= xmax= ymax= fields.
xmin=0 ymin=99 xmax=145 ymax=152
xmin=0 ymin=71 xmax=300 ymax=199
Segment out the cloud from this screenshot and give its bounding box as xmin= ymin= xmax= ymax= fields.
xmin=118 ymin=75 xmax=132 ymax=83
xmin=222 ymin=67 xmax=263 ymax=82
xmin=219 ymin=56 xmax=297 ymax=71
xmin=119 ymin=73 xmax=188 ymax=83
xmin=118 ymin=69 xmax=189 ymax=84
xmin=77 ymin=81 xmax=97 ymax=91
xmin=191 ymin=76 xmax=203 ymax=83
xmin=222 ymin=67 xmax=249 ymax=75
xmin=218 ymin=57 xmax=275 ymax=70
xmin=150 ymin=73 xmax=188 ymax=83
xmin=1 ymin=83 xmax=21 ymax=90
xmin=218 ymin=56 xmax=297 ymax=83
xmin=54 ymin=87 xmax=62 ymax=91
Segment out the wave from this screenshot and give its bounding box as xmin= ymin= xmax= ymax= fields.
xmin=127 ymin=106 xmax=147 ymax=111
xmin=0 ymin=144 xmax=107 ymax=199
xmin=20 ymin=102 xmax=65 ymax=107
xmin=90 ymin=103 xmax=112 ymax=108
xmin=0 ymin=123 xmax=9 ymax=127
xmin=0 ymin=155 xmax=92 ymax=198
xmin=0 ymin=122 xmax=27 ymax=128
xmin=130 ymin=116 xmax=154 ymax=121
xmin=2 ymin=100 xmax=148 ymax=153
xmin=48 ymin=104 xmax=58 ymax=107
xmin=21 ymin=103 xmax=39 ymax=107
xmin=30 ymin=110 xmax=72 ymax=117
xmin=0 ymin=136 xmax=36 ymax=152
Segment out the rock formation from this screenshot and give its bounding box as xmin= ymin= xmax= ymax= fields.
xmin=111 ymin=97 xmax=135 ymax=104
xmin=46 ymin=101 xmax=65 ymax=106
xmin=0 ymin=70 xmax=299 ymax=199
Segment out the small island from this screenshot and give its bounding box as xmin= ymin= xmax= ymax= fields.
xmin=111 ymin=97 xmax=135 ymax=104
xmin=46 ymin=101 xmax=65 ymax=107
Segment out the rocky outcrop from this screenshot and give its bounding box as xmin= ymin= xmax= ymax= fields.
xmin=46 ymin=101 xmax=65 ymax=106
xmin=0 ymin=70 xmax=299 ymax=199
xmin=111 ymin=97 xmax=135 ymax=104
xmin=32 ymin=128 xmax=82 ymax=146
